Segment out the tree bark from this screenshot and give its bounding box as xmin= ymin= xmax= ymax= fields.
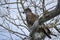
xmin=30 ymin=0 xmax=60 ymax=40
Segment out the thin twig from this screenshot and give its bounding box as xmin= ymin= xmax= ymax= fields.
xmin=17 ymin=0 xmax=27 ymax=26
xmin=0 ymin=24 xmax=28 ymax=37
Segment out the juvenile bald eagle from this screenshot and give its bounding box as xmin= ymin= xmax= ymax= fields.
xmin=24 ymin=8 xmax=39 ymax=28
xmin=23 ymin=8 xmax=56 ymax=39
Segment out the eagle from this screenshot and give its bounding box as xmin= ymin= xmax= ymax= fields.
xmin=23 ymin=8 xmax=56 ymax=39
xmin=24 ymin=8 xmax=39 ymax=28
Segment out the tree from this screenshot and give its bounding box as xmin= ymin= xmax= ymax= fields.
xmin=0 ymin=0 xmax=60 ymax=40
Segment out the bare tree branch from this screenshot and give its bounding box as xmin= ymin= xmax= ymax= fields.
xmin=39 ymin=9 xmax=60 ymax=25
xmin=17 ymin=0 xmax=28 ymax=26
xmin=0 ymin=24 xmax=28 ymax=37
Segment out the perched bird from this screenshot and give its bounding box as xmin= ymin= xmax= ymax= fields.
xmin=23 ymin=8 xmax=56 ymax=39
xmin=23 ymin=8 xmax=39 ymax=28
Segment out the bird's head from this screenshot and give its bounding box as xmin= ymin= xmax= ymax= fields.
xmin=23 ymin=8 xmax=32 ymax=14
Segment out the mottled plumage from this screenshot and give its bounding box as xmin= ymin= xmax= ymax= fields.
xmin=24 ymin=8 xmax=39 ymax=28
xmin=24 ymin=8 xmax=56 ymax=39
xmin=26 ymin=13 xmax=38 ymax=27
